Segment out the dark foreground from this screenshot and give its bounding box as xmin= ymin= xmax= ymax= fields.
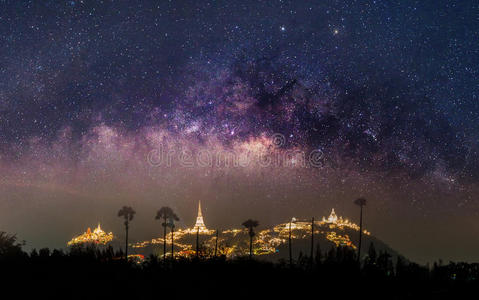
xmin=1 ymin=237 xmax=478 ymax=299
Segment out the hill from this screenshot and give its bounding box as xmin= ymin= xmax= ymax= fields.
xmin=129 ymin=208 xmax=402 ymax=262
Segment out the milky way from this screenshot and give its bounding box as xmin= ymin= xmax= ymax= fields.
xmin=0 ymin=1 xmax=478 ymax=263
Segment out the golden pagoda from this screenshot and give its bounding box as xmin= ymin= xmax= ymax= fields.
xmin=184 ymin=201 xmax=214 ymax=234
xmin=323 ymin=208 xmax=338 ymax=223
xmin=67 ymin=223 xmax=114 ymax=246
xmin=193 ymin=201 xmax=206 ymax=231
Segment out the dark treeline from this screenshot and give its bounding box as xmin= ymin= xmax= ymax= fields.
xmin=1 ymin=231 xmax=478 ymax=299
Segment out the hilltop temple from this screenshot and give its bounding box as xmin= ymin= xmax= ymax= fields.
xmin=193 ymin=201 xmax=207 ymax=232
xmin=67 ymin=223 xmax=114 ymax=246
xmin=186 ymin=201 xmax=214 ymax=234
xmin=324 ymin=208 xmax=339 ymax=223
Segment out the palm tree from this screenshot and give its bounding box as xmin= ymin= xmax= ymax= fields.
xmin=195 ymin=227 xmax=200 ymax=258
xmin=354 ymin=198 xmax=367 ymax=265
xmin=242 ymin=219 xmax=259 ymax=258
xmin=214 ymin=229 xmax=219 ymax=257
xmin=168 ymin=215 xmax=179 ymax=258
xmin=310 ymin=217 xmax=314 ymax=266
xmin=118 ymin=206 xmax=136 ymax=261
xmin=155 ymin=207 xmax=179 ymax=261
xmin=288 ymin=218 xmax=297 ymax=266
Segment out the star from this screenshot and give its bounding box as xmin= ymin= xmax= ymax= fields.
xmin=0 ymin=0 xmax=477 ymax=262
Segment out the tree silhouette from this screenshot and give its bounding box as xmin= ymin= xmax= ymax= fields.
xmin=396 ymin=256 xmax=405 ymax=278
xmin=118 ymin=206 xmax=136 ymax=261
xmin=288 ymin=218 xmax=296 ymax=266
xmin=168 ymin=215 xmax=179 ymax=259
xmin=354 ymin=198 xmax=367 ymax=265
xmin=377 ymin=251 xmax=393 ymax=276
xmin=196 ymin=227 xmax=199 ymax=258
xmin=155 ymin=207 xmax=179 ymax=261
xmin=242 ymin=219 xmax=259 ymax=258
xmin=368 ymin=242 xmax=377 ymax=264
xmin=214 ymin=229 xmax=219 ymax=257
xmin=315 ymin=243 xmax=322 ymax=268
xmin=310 ymin=217 xmax=314 ymax=267
xmin=0 ymin=231 xmax=24 ymax=258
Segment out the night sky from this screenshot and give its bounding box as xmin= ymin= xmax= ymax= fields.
xmin=1 ymin=0 xmax=478 ymax=263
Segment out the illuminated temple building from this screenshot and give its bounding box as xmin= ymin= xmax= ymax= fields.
xmin=67 ymin=223 xmax=114 ymax=246
xmin=182 ymin=201 xmax=215 ymax=234
xmin=325 ymin=208 xmax=339 ymax=223
xmin=187 ymin=201 xmax=212 ymax=233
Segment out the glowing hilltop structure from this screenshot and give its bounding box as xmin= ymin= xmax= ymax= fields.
xmin=264 ymin=208 xmax=368 ymax=251
xmin=132 ymin=206 xmax=372 ymax=258
xmin=67 ymin=223 xmax=114 ymax=246
xmin=182 ymin=201 xmax=215 ymax=234
xmin=192 ymin=201 xmax=208 ymax=233
xmin=321 ymin=208 xmax=371 ymax=235
xmin=325 ymin=208 xmax=339 ymax=223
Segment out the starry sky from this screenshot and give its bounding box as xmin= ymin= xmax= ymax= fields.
xmin=1 ymin=0 xmax=479 ymax=263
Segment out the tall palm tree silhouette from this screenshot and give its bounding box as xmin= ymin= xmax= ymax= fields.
xmin=168 ymin=215 xmax=179 ymax=259
xmin=288 ymin=218 xmax=297 ymax=266
xmin=310 ymin=217 xmax=314 ymax=266
xmin=214 ymin=229 xmax=219 ymax=257
xmin=156 ymin=207 xmax=178 ymax=261
xmin=118 ymin=206 xmax=136 ymax=261
xmin=354 ymin=198 xmax=367 ymax=265
xmin=242 ymin=219 xmax=259 ymax=259
xmin=196 ymin=227 xmax=199 ymax=258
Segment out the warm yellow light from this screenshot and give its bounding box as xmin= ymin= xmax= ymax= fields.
xmin=67 ymin=223 xmax=113 ymax=246
xmin=131 ymin=208 xmax=370 ymax=257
